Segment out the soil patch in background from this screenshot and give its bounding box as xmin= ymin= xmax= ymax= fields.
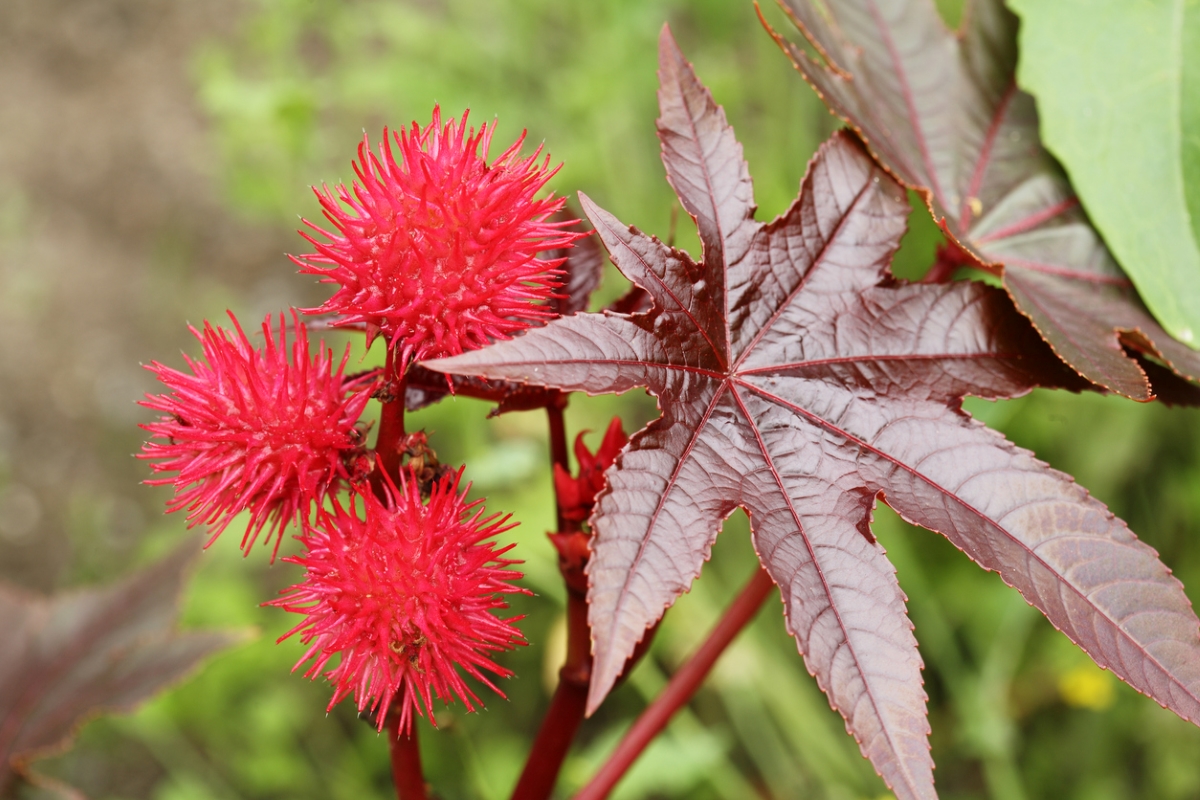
xmin=0 ymin=0 xmax=313 ymax=590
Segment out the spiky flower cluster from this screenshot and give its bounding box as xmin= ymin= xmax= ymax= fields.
xmin=293 ymin=106 xmax=581 ymax=365
xmin=141 ymin=105 xmax=556 ymax=732
xmin=273 ymin=469 xmax=528 ymax=733
xmin=139 ymin=312 xmax=373 ymax=557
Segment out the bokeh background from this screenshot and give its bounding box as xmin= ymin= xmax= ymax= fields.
xmin=3 ymin=0 xmax=1200 ymax=798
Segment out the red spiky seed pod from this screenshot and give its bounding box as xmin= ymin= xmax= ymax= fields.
xmin=273 ymin=467 xmax=528 ymax=733
xmin=139 ymin=311 xmax=374 ymax=558
xmin=293 ymin=106 xmax=584 ymax=366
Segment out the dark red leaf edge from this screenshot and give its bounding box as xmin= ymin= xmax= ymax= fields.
xmin=0 ymin=538 xmax=247 ymax=796
xmin=425 ymin=27 xmax=1200 ymax=800
xmin=760 ymin=0 xmax=1200 ymax=401
xmin=404 ymin=365 xmax=561 ymax=417
xmin=1133 ymin=352 xmax=1200 ymax=407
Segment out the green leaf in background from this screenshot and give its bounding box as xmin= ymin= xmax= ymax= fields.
xmin=1009 ymin=0 xmax=1200 ymax=347
xmin=1186 ymin=2 xmax=1200 ymax=255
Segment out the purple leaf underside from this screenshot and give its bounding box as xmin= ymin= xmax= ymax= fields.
xmin=425 ymin=27 xmax=1200 ymax=800
xmin=548 ymin=209 xmax=605 ymax=318
xmin=764 ymin=0 xmax=1200 ymax=399
xmin=0 ymin=539 xmax=243 ymax=793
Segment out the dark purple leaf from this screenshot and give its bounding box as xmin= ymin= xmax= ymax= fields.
xmin=403 ymin=368 xmax=449 ymax=413
xmin=426 ymin=28 xmax=1200 ymax=800
xmin=547 ymin=208 xmax=605 ymax=318
xmin=404 ymin=364 xmax=562 ymax=416
xmin=0 ymin=539 xmax=244 ymax=795
xmin=605 ymin=285 xmax=654 ymax=316
xmin=762 ymin=0 xmax=1200 ymax=400
xmin=1131 ymin=352 xmax=1200 ymax=407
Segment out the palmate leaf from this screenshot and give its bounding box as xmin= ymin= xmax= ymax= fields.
xmin=761 ymin=0 xmax=1200 ymax=401
xmin=0 ymin=539 xmax=243 ymax=796
xmin=426 ymin=28 xmax=1200 ymax=800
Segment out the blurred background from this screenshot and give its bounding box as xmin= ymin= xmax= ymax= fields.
xmin=3 ymin=0 xmax=1199 ymax=798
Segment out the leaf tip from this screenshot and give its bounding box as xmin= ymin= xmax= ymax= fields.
xmin=657 ymin=22 xmax=680 ymax=60
xmin=584 ymin=659 xmax=618 ymax=717
xmin=576 ymin=190 xmax=598 ymax=219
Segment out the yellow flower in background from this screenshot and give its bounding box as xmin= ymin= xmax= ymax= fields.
xmin=1058 ymin=664 xmax=1116 ymax=711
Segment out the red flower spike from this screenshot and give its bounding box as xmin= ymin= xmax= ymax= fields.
xmin=292 ymin=106 xmax=584 ymax=365
xmin=553 ymin=416 xmax=628 ymax=524
xmin=139 ymin=311 xmax=374 ymax=559
xmin=273 ymin=468 xmax=528 ymax=733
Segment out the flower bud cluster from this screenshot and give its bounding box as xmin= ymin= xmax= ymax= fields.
xmin=554 ymin=416 xmax=629 ymax=525
xmin=138 ymin=107 xmax=574 ymax=731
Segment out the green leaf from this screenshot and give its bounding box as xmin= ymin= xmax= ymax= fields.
xmin=1009 ymin=0 xmax=1200 ymax=347
xmin=1185 ymin=3 xmax=1200 ymax=251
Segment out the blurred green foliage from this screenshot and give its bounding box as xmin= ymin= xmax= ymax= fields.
xmin=191 ymin=0 xmax=829 ymax=260
xmin=33 ymin=0 xmax=1200 ymax=798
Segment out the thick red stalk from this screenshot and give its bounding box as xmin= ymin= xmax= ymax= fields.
xmin=572 ymin=567 xmax=776 ymax=800
xmin=510 ymin=570 xmax=592 ymax=800
xmin=387 ymin=704 xmax=430 ymax=800
xmin=374 ymin=347 xmax=408 ymax=485
xmin=374 ymin=346 xmax=426 ymax=800
xmin=509 ymin=399 xmax=589 ymax=800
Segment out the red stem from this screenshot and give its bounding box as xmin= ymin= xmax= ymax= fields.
xmin=510 ymin=575 xmax=592 ymax=800
xmin=509 ymin=398 xmax=588 ymax=800
xmin=387 ymin=707 xmax=430 ymax=800
xmin=374 ymin=347 xmax=426 ymax=800
xmin=573 ymin=567 xmax=776 ymax=800
xmin=512 ymin=401 xmax=664 ymax=800
xmin=374 ymin=347 xmax=408 ymax=485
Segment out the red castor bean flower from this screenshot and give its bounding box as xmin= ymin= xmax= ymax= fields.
xmin=139 ymin=311 xmax=374 ymax=558
xmin=273 ymin=467 xmax=528 ymax=733
xmin=293 ymin=106 xmax=583 ymax=366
